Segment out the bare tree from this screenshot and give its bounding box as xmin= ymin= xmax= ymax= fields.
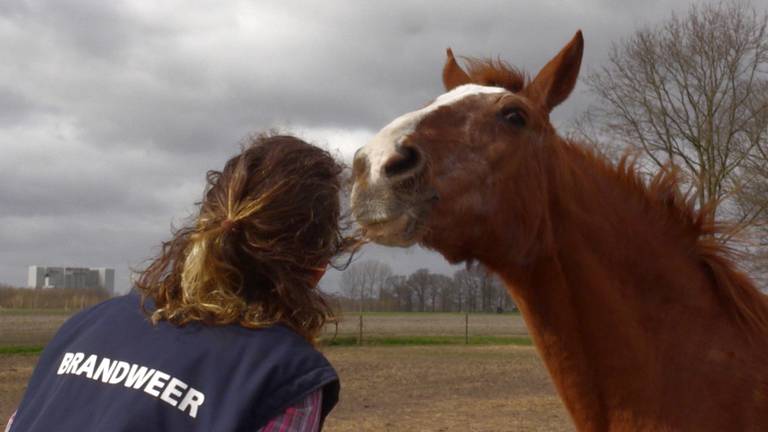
xmin=479 ymin=269 xmax=495 ymax=312
xmin=490 ymin=275 xmax=515 ymax=312
xmin=433 ymin=274 xmax=457 ymax=312
xmin=453 ymin=266 xmax=511 ymax=312
xmin=427 ymin=275 xmax=442 ymax=312
xmin=339 ymin=260 xmax=393 ymax=311
xmin=454 ymin=268 xmax=482 ymax=312
xmin=580 ymin=1 xmax=768 ymax=225
xmin=408 ymin=269 xmax=432 ymax=312
xmin=385 ymin=275 xmax=412 ymax=311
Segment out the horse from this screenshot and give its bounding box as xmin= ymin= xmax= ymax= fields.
xmin=349 ymin=31 xmax=768 ymax=431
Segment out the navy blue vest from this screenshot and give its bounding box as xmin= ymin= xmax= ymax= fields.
xmin=11 ymin=292 xmax=339 ymax=431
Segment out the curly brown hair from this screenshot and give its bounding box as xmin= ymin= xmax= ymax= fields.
xmin=134 ymin=133 xmax=357 ymax=342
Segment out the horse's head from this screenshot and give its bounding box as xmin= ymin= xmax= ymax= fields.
xmin=351 ymin=32 xmax=583 ymax=263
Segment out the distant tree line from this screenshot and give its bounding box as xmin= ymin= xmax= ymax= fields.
xmin=336 ymin=260 xmax=515 ymax=313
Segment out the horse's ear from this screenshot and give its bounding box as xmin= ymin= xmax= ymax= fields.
xmin=443 ymin=48 xmax=471 ymax=91
xmin=526 ymin=31 xmax=583 ymax=113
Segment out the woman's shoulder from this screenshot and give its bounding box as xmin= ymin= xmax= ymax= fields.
xmin=57 ymin=293 xmax=324 ymax=363
xmin=213 ymin=322 xmax=317 ymax=353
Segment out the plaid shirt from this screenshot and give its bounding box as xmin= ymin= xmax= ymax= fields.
xmin=5 ymin=390 xmax=322 ymax=432
xmin=258 ymin=390 xmax=323 ymax=432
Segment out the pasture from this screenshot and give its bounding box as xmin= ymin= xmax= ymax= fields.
xmin=0 ymin=310 xmax=530 ymax=348
xmin=0 ymin=309 xmax=71 ymax=347
xmin=325 ymin=311 xmax=530 ymax=344
xmin=0 ymin=310 xmax=573 ymax=431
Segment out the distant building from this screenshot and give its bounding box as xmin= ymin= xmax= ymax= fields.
xmin=27 ymin=266 xmax=115 ymax=295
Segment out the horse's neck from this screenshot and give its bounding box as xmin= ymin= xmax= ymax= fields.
xmin=484 ymin=144 xmax=761 ymax=430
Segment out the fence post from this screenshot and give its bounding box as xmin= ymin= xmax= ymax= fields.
xmin=465 ymin=312 xmax=469 ymax=344
xmin=358 ymin=313 xmax=363 ymax=345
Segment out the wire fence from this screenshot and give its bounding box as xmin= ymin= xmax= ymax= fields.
xmin=320 ymin=312 xmax=529 ymax=345
xmin=0 ymin=310 xmax=530 ymax=348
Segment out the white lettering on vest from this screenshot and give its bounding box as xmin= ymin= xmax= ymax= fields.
xmin=55 ymin=352 xmax=206 ymax=419
xmin=65 ymin=352 xmax=84 ymax=374
xmin=160 ymin=377 xmax=188 ymax=407
xmin=178 ymin=388 xmax=205 ymax=419
xmin=93 ymin=357 xmax=116 ymax=382
xmin=75 ymin=354 xmax=97 ymax=378
xmin=143 ymin=371 xmax=170 ymax=397
xmin=57 ymin=353 xmax=74 ymax=375
xmin=108 ymin=361 xmax=131 ymax=384
xmin=124 ymin=365 xmax=156 ymax=389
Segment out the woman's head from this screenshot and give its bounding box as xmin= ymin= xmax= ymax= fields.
xmin=135 ymin=133 xmax=353 ymax=341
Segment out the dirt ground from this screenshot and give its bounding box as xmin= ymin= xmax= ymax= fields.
xmin=1 ymin=345 xmax=572 ymax=432
xmin=0 ymin=354 xmax=36 ymax=428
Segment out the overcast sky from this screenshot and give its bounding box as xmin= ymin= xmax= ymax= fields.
xmin=1 ymin=0 xmax=721 ymax=294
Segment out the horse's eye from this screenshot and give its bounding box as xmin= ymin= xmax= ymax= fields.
xmin=499 ymin=107 xmax=526 ymax=127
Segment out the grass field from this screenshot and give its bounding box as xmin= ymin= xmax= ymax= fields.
xmin=324 ymin=311 xmax=529 ymax=341
xmin=0 ymin=310 xmax=573 ymax=431
xmin=0 ymin=310 xmax=72 ymax=347
xmin=1 ymin=309 xmax=529 ymax=348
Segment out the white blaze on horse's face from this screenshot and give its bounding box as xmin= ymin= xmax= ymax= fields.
xmin=357 ymin=84 xmax=508 ymax=185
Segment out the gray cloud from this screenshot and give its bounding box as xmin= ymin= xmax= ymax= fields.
xmin=0 ymin=0 xmax=721 ymax=292
xmin=0 ymin=88 xmax=45 ymax=125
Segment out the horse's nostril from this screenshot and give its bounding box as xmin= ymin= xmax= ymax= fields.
xmin=384 ymin=145 xmax=422 ymax=179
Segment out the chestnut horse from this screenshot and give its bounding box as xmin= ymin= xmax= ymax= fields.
xmin=350 ymin=31 xmax=768 ymax=431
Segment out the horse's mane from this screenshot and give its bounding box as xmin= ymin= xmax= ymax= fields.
xmin=571 ymin=142 xmax=768 ymax=339
xmin=452 ymin=58 xmax=768 ymax=338
xmin=463 ymin=57 xmax=528 ymax=93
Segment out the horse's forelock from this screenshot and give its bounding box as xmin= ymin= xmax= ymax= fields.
xmin=464 ymin=57 xmax=528 ymax=93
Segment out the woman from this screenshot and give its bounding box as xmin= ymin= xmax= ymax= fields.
xmin=9 ymin=134 xmax=355 ymax=431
